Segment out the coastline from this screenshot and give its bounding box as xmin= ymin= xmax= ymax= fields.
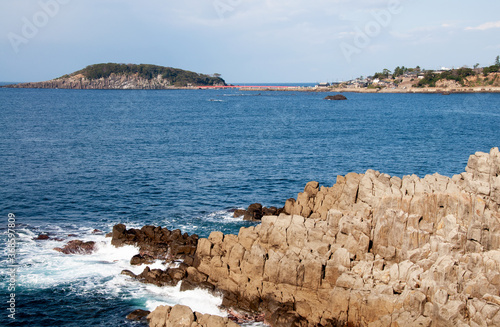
xmin=237 ymin=86 xmax=500 ymax=94
xmin=4 ymin=83 xmax=500 ymax=94
xmin=101 ymin=148 xmax=500 ymax=326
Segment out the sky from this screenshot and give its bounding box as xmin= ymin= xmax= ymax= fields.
xmin=1 ymin=0 xmax=500 ymax=83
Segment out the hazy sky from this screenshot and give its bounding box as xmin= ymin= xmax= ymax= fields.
xmin=1 ymin=0 xmax=500 ymax=83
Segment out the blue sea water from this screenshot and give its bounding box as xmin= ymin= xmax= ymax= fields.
xmin=0 ymin=88 xmax=499 ymax=326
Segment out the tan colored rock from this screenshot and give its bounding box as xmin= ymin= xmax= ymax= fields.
xmin=148 ymin=305 xmax=238 ymax=327
xmin=169 ymin=148 xmax=500 ymax=326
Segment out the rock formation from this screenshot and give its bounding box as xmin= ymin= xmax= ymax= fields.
xmin=325 ymin=94 xmax=347 ymax=100
xmin=4 ymin=73 xmax=192 ymax=90
xmin=126 ymin=309 xmax=150 ymax=322
xmin=148 ymin=305 xmax=239 ymax=327
xmin=54 ymin=240 xmax=96 ymax=254
xmin=111 ymin=224 xmax=198 ymax=266
xmin=117 ymin=148 xmax=500 ymax=326
xmin=233 ymin=203 xmax=284 ymax=221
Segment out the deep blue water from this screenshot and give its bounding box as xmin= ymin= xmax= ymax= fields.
xmin=0 ymin=88 xmax=499 ymax=326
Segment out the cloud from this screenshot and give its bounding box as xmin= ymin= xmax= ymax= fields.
xmin=466 ymin=21 xmax=500 ymax=31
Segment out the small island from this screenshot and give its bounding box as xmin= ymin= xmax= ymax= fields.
xmin=1 ymin=63 xmax=226 ymax=89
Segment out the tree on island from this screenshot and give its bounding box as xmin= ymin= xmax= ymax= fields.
xmin=393 ymin=66 xmax=408 ymax=78
xmin=417 ymin=67 xmax=475 ymax=87
xmin=483 ymin=56 xmax=500 ymax=76
xmin=374 ymin=68 xmax=391 ymax=79
xmin=64 ymin=63 xmax=226 ymax=87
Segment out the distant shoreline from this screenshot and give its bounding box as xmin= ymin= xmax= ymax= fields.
xmin=3 ymin=84 xmax=500 ymax=94
xmin=236 ymin=86 xmax=500 ymax=94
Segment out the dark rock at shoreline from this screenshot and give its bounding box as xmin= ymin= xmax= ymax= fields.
xmin=130 ymin=253 xmax=155 ymax=265
xmin=131 ymin=265 xmax=189 ymax=287
xmin=111 ymin=224 xmax=198 ymax=263
xmin=54 ymin=240 xmax=96 ymax=254
xmin=325 ymin=94 xmax=347 ymax=100
xmin=233 ymin=209 xmax=247 ymax=218
xmin=113 ymin=224 xmax=200 ymax=290
xmin=245 ymin=203 xmax=263 ymax=221
xmin=126 ymin=309 xmax=150 ymax=322
xmin=121 ymin=270 xmax=136 ymax=278
xmin=35 ymin=234 xmax=50 ymax=240
xmin=233 ymin=203 xmax=284 ymax=221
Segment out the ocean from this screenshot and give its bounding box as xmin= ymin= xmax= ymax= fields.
xmin=1 ymin=88 xmax=499 ymax=326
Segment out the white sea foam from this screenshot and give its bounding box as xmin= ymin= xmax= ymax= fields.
xmin=206 ymin=209 xmax=244 ymax=222
xmin=143 ymin=282 xmax=225 ymax=316
xmin=1 ymin=224 xmax=236 ymax=321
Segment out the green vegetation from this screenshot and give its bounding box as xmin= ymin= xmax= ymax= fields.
xmin=61 ymin=63 xmax=226 ymax=87
xmin=373 ymin=68 xmax=391 ymax=79
xmin=483 ymin=64 xmax=499 ymax=76
xmin=393 ymin=66 xmax=408 ymax=78
xmin=417 ymin=67 xmax=475 ymax=87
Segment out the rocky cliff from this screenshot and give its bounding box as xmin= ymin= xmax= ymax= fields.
xmin=116 ymin=148 xmax=500 ymax=326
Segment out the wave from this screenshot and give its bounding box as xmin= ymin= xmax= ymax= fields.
xmin=0 ymin=219 xmax=265 ymax=325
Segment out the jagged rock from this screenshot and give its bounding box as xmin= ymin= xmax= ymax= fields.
xmin=54 ymin=240 xmax=96 ymax=254
xmin=127 ymin=265 xmax=189 ymax=287
xmin=325 ymin=94 xmax=347 ymax=100
xmin=233 ymin=203 xmax=284 ymax=221
xmin=111 ymin=224 xmax=198 ymax=264
xmin=121 ymin=270 xmax=136 ymax=278
xmin=233 ymin=209 xmax=246 ymax=218
xmin=148 ymin=305 xmax=239 ymax=327
xmin=182 ymin=148 xmax=500 ymax=326
xmin=130 ymin=254 xmax=155 ymax=265
xmin=114 ymin=148 xmax=500 ymax=327
xmin=244 ymin=203 xmax=263 ymax=221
